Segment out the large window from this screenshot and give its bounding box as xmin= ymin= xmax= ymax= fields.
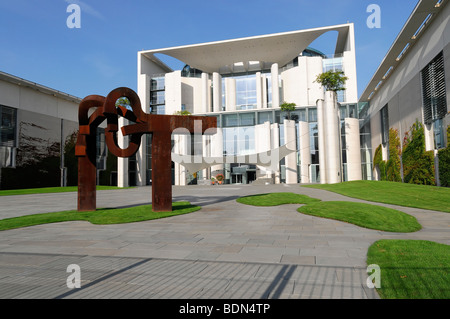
xmin=150 ymin=76 xmax=165 ymax=114
xmin=0 ymin=105 xmax=16 ymax=168
xmin=421 ymin=51 xmax=447 ymax=149
xmin=223 ymin=126 xmax=255 ymax=156
xmin=235 ymin=74 xmax=257 ymax=110
xmin=380 ymin=104 xmax=389 ymax=145
xmin=0 ymin=105 xmax=16 ymax=147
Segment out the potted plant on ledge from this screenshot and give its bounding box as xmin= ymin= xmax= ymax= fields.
xmin=215 ymin=173 xmax=224 ymax=185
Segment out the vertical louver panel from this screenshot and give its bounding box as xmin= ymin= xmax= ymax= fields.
xmin=421 ymin=52 xmax=447 ymax=125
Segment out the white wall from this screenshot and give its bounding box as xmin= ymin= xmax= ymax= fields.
xmin=0 ymin=79 xmax=80 ymax=121
xmin=181 ymin=77 xmax=203 ymax=114
xmin=165 ymin=71 xmax=182 ymax=115
xmin=345 ymin=117 xmax=362 ymax=181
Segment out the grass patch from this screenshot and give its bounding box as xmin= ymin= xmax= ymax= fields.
xmin=367 ymin=240 xmax=450 ymax=299
xmin=0 ymin=202 xmax=200 ymax=231
xmin=303 ymin=181 xmax=450 ymax=213
xmin=236 ymin=192 xmax=321 ymax=206
xmin=298 ymin=201 xmax=421 ymax=232
xmin=0 ymin=186 xmax=133 ymax=196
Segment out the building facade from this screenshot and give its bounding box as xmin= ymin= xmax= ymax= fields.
xmin=0 ymin=71 xmax=113 ymax=190
xmin=130 ymin=23 xmax=370 ymax=187
xmin=360 ymin=0 xmax=450 ymax=185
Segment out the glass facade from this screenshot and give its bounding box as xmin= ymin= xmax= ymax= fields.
xmin=323 ymin=56 xmax=346 ymax=103
xmin=203 ymin=102 xmax=365 ymax=184
xmin=0 ymin=105 xmax=17 ymax=169
xmin=150 ymin=76 xmax=165 ymax=114
xmin=0 ymin=105 xmax=16 ymax=148
xmin=223 ymin=126 xmax=255 ymax=156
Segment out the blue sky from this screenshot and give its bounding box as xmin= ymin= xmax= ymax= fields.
xmin=0 ymin=0 xmax=418 ymax=100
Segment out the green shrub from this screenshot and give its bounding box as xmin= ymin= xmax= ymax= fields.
xmin=386 ymin=128 xmax=401 ymax=182
xmin=373 ymin=144 xmax=387 ymax=181
xmin=438 ymin=126 xmax=450 ymax=187
xmin=402 ymin=120 xmax=435 ymax=186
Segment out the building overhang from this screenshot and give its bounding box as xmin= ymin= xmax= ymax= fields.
xmin=139 ymin=24 xmax=353 ymax=74
xmin=359 ymin=0 xmax=448 ymax=102
xmin=0 ymin=71 xmax=82 ymax=103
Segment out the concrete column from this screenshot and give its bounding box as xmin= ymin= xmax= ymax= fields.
xmin=316 ymin=99 xmax=326 ymax=184
xmin=174 ymin=134 xmax=188 ymax=186
xmin=213 ymin=72 xmax=222 ymax=113
xmin=210 ymin=127 xmax=224 ymax=175
xmin=271 ymin=63 xmax=280 ymax=108
xmin=323 ymin=91 xmax=341 ymax=184
xmin=262 ymin=74 xmax=268 ymax=108
xmin=165 ymin=71 xmax=182 ymax=115
xmin=256 ymin=72 xmax=263 ymax=109
xmin=117 ymin=117 xmax=129 ymax=187
xmin=136 ymin=73 xmax=150 ymax=186
xmin=255 ymin=122 xmax=271 ymax=179
xmin=345 ymin=117 xmax=362 ymax=181
xmin=299 ymin=121 xmax=311 ymax=184
xmin=225 ymin=77 xmax=236 ymax=112
xmin=284 ymin=119 xmax=297 ymax=184
xmin=271 ymin=123 xmax=280 ymax=184
xmin=201 ymin=72 xmax=209 ymax=113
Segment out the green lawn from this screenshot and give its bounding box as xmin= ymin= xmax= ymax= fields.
xmin=303 ymin=181 xmax=450 ymax=213
xmin=298 ymin=201 xmax=421 ymax=232
xmin=0 ymin=202 xmax=200 ymax=231
xmin=0 ymin=186 xmax=133 ymax=196
xmin=367 ymin=240 xmax=450 ymax=299
xmin=236 ymin=192 xmax=321 ymax=206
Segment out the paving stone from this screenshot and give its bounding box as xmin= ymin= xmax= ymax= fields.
xmin=0 ymin=184 xmax=448 ymax=299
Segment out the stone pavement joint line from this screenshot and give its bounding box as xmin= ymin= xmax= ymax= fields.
xmin=0 ymin=184 xmax=449 ymax=299
xmin=0 ymin=252 xmax=377 ymax=299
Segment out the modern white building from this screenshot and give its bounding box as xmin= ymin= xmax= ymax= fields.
xmin=360 ymin=0 xmax=449 ymax=184
xmin=130 ymin=23 xmax=368 ymax=187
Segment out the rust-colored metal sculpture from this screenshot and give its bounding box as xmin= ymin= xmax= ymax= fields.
xmin=75 ymin=87 xmax=216 ymax=212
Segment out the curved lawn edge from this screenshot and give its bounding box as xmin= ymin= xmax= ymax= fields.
xmin=0 ymin=201 xmax=201 ymax=231
xmin=303 ymin=181 xmax=450 ymax=213
xmin=367 ymin=239 xmax=450 ymax=299
xmin=236 ymin=192 xmax=321 ymax=206
xmin=297 ymin=201 xmax=422 ymax=233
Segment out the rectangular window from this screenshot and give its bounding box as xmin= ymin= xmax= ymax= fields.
xmin=380 ymin=104 xmax=389 ymax=145
xmin=308 ymin=108 xmax=317 ymax=123
xmin=96 ymin=128 xmax=107 ymax=170
xmin=0 ymin=105 xmax=17 ymax=147
xmin=421 ymin=51 xmax=447 ymax=125
xmin=239 ymin=113 xmax=255 ymax=126
xmin=235 ymin=74 xmax=257 ymax=110
xmin=421 ymin=51 xmax=447 ymax=149
xmin=223 ymin=114 xmax=239 ymax=127
xmin=150 ymin=76 xmax=166 ymax=115
xmin=258 ymin=111 xmax=273 ymax=124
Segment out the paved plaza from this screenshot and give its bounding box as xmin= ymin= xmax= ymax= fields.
xmin=0 ymin=184 xmax=449 ymax=299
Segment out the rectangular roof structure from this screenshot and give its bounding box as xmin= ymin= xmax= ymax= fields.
xmin=139 ymin=24 xmax=353 ymax=74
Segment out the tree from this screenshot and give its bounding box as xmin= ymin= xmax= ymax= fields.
xmin=280 ymin=102 xmax=296 ymax=120
xmin=315 ymin=70 xmax=348 ymax=92
xmin=115 ymin=97 xmax=132 ymax=110
xmin=174 ymin=110 xmax=192 ymax=116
